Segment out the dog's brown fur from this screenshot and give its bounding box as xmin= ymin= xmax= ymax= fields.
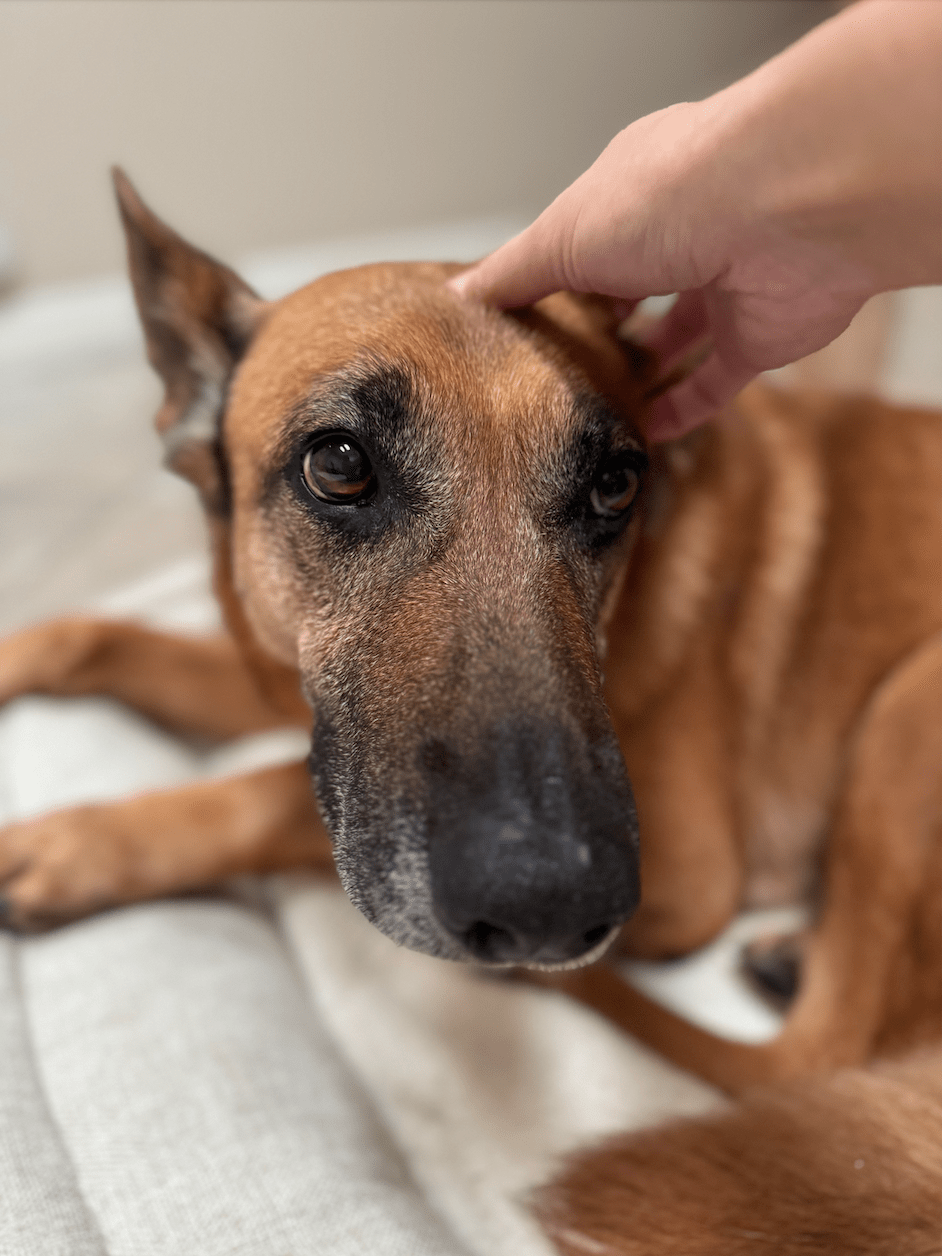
xmin=2 ymin=175 xmax=942 ymax=1250
xmin=547 ymin=385 xmax=942 ymax=1072
xmin=538 ymin=1046 xmax=942 ymax=1255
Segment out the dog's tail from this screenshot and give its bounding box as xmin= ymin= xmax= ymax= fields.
xmin=535 ymin=1046 xmax=942 ymax=1256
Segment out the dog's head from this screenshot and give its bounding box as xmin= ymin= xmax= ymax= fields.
xmin=116 ymin=171 xmax=658 ymax=968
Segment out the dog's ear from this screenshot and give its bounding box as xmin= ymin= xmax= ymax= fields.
xmin=562 ymin=292 xmax=664 ymax=395
xmin=112 ymin=168 xmax=267 ymax=512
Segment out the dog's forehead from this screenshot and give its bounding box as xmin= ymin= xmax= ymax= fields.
xmin=225 ymin=261 xmax=642 ymax=476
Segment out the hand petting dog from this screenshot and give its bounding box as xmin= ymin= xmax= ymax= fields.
xmin=451 ymin=0 xmax=942 ymax=443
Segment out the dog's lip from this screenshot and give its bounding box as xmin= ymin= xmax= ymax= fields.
xmin=468 ymin=923 xmax=622 ymax=973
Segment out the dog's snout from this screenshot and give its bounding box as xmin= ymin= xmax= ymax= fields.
xmin=425 ymin=724 xmax=640 ymax=966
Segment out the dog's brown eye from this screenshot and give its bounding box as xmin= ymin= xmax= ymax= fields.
xmin=591 ymin=457 xmax=640 ymax=517
xmin=302 ymin=435 xmax=375 ymax=504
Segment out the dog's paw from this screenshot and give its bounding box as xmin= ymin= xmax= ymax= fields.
xmin=0 ymin=617 xmax=100 ymax=708
xmin=0 ymin=804 xmax=136 ymax=930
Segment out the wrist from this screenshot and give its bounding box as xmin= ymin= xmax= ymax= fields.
xmin=710 ymin=0 xmax=942 ymax=294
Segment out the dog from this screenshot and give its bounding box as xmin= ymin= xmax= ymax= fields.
xmin=1 ymin=173 xmax=941 ymax=1251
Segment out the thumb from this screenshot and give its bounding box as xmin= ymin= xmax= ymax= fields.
xmin=644 ymin=350 xmax=756 ymax=442
xmin=448 ymin=203 xmax=576 ymax=309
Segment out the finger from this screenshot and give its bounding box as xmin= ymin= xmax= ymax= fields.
xmin=612 ymin=298 xmax=640 ymax=321
xmin=639 ymin=289 xmax=709 ymax=366
xmin=644 ymin=351 xmax=756 ymax=442
xmin=448 ymin=209 xmax=574 ymax=309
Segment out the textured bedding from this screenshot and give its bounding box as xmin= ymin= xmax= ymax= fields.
xmin=0 ymin=560 xmax=790 ymax=1256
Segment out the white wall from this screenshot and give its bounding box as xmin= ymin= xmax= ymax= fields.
xmin=0 ymin=0 xmax=830 ymax=284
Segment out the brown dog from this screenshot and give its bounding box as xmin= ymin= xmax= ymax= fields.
xmin=1 ymin=175 xmax=942 ymax=1250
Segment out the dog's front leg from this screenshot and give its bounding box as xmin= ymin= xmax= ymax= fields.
xmin=0 ymin=616 xmax=308 ymax=739
xmin=0 ymin=762 xmax=333 ymax=929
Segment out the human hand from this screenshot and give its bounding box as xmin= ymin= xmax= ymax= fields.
xmin=452 ymin=99 xmax=876 ymax=440
xmin=450 ymin=1 xmax=942 ymax=441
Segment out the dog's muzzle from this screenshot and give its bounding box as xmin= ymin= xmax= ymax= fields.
xmin=424 ymin=721 xmax=640 ymax=966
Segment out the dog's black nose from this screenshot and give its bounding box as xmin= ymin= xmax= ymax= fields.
xmin=424 ymin=723 xmax=640 ymax=966
xmin=429 ymin=812 xmax=638 ymax=964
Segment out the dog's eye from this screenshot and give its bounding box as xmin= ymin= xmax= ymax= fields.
xmin=590 ymin=455 xmax=641 ymax=517
xmin=302 ymin=435 xmax=375 ymax=504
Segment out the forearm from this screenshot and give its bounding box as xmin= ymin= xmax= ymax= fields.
xmin=715 ymin=0 xmax=942 ymax=292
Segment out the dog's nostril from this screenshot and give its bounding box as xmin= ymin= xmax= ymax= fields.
xmin=463 ymin=920 xmax=517 ymax=962
xmin=581 ymin=923 xmax=611 ymax=950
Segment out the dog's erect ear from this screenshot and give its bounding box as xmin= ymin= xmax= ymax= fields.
xmin=112 ymin=168 xmax=267 ymax=512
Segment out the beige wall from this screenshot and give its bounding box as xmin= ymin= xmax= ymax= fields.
xmin=0 ymin=0 xmax=829 ymax=285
